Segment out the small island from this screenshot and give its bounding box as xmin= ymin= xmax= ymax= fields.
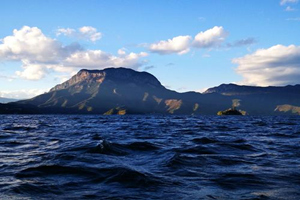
xmin=217 ymin=99 xmax=246 ymax=115
xmin=217 ymin=108 xmax=244 ymax=115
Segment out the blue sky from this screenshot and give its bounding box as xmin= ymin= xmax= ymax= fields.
xmin=0 ymin=0 xmax=300 ymax=98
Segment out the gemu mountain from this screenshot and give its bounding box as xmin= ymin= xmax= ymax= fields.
xmin=1 ymin=68 xmax=300 ymax=115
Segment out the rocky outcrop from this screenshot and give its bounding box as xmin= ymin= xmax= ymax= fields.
xmin=275 ymin=104 xmax=300 ymax=115
xmin=217 ymin=108 xmax=245 ymax=116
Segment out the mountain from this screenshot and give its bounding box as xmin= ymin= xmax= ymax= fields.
xmin=204 ymin=83 xmax=300 ymax=115
xmin=0 ymin=97 xmax=18 ymax=103
xmin=204 ymin=83 xmax=300 ymax=96
xmin=1 ymin=68 xmax=300 ymax=115
xmin=8 ymin=68 xmax=230 ymax=114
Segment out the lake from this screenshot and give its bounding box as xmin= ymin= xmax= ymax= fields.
xmin=1 ymin=115 xmax=300 ymax=199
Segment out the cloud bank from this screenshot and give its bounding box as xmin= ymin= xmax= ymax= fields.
xmin=233 ymin=44 xmax=300 ymax=86
xmin=0 ymin=88 xmax=49 ymax=99
xmin=0 ymin=26 xmax=148 ymax=80
xmin=149 ymin=26 xmax=237 ymax=55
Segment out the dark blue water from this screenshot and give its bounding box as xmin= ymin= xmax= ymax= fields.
xmin=1 ymin=115 xmax=300 ymax=199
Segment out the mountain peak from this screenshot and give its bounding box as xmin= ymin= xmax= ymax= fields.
xmin=50 ymin=67 xmax=163 ymax=92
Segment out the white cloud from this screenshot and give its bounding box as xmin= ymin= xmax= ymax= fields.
xmin=233 ymin=44 xmax=300 ymax=86
xmin=15 ymin=62 xmax=47 ymax=80
xmin=0 ymin=88 xmax=49 ymax=99
xmin=56 ymin=26 xmax=102 ymax=42
xmin=79 ymin=26 xmax=102 ymax=42
xmin=285 ymin=6 xmax=297 ymax=11
xmin=0 ymin=26 xmax=72 ymax=63
xmin=56 ymin=28 xmax=75 ymax=36
xmin=147 ymin=26 xmax=230 ymax=55
xmin=0 ymin=26 xmax=148 ymax=80
xmin=280 ymin=0 xmax=298 ymax=5
xmin=118 ymin=48 xmax=127 ymax=55
xmin=64 ymin=50 xmax=148 ymax=70
xmin=149 ymin=35 xmax=191 ymax=55
xmin=193 ymin=26 xmax=228 ymax=48
xmin=0 ymin=74 xmax=16 ymax=82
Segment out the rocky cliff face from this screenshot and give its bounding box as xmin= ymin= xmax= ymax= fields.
xmin=50 ymin=68 xmax=164 ymax=92
xmin=50 ymin=70 xmax=105 ymax=92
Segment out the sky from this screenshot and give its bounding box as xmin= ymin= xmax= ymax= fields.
xmin=0 ymin=0 xmax=300 ymax=99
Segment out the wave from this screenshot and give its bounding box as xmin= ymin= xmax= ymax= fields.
xmin=123 ymin=141 xmax=160 ymax=151
xmin=66 ymin=139 xmax=160 ymax=156
xmin=1 ymin=115 xmax=300 ymax=199
xmin=87 ymin=140 xmax=128 ymax=156
xmin=212 ymin=172 xmax=268 ymax=189
xmin=2 ymin=125 xmax=38 ymax=133
xmin=15 ymin=164 xmax=163 ymax=189
xmin=15 ymin=165 xmax=98 ymax=178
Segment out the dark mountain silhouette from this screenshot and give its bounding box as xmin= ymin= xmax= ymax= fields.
xmin=204 ymin=83 xmax=300 ymax=96
xmin=1 ymin=68 xmax=300 ymax=115
xmin=205 ymin=83 xmax=300 ymax=115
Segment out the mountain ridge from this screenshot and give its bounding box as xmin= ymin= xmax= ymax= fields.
xmin=204 ymin=83 xmax=300 ymax=95
xmin=15 ymin=67 xmax=213 ymax=114
xmin=1 ymin=67 xmax=300 ymax=115
xmin=50 ymin=68 xmax=165 ymax=92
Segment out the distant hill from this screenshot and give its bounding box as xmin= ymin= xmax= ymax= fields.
xmin=204 ymin=83 xmax=300 ymax=96
xmin=1 ymin=68 xmax=300 ymax=115
xmin=204 ymin=83 xmax=300 ymax=115
xmin=0 ymin=97 xmax=18 ymax=103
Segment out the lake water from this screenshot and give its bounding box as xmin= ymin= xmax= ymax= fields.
xmin=0 ymin=115 xmax=300 ymax=199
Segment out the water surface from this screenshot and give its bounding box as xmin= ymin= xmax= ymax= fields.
xmin=1 ymin=115 xmax=300 ymax=199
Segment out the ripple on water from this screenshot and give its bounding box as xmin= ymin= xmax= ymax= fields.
xmin=0 ymin=115 xmax=300 ymax=199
